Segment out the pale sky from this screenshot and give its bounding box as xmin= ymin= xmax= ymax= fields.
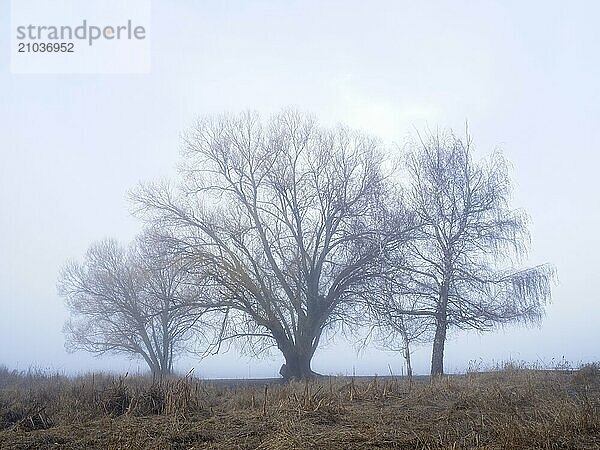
xmin=1 ymin=0 xmax=599 ymax=377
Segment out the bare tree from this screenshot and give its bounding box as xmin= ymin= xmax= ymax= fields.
xmin=379 ymin=129 xmax=554 ymax=376
xmin=133 ymin=110 xmax=411 ymax=379
xmin=368 ymin=285 xmax=432 ymax=378
xmin=57 ymin=232 xmax=209 ymax=375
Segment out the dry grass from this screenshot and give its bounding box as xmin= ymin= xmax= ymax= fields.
xmin=0 ymin=364 xmax=599 ymax=449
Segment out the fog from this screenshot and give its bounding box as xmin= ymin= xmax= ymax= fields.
xmin=1 ymin=1 xmax=599 ymax=378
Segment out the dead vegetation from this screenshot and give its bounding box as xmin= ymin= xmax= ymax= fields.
xmin=0 ymin=364 xmax=599 ymax=449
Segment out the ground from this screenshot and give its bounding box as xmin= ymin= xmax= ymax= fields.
xmin=1 ymin=365 xmax=599 ymax=449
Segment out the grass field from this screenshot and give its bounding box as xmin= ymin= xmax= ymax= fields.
xmin=1 ymin=364 xmax=599 ymax=449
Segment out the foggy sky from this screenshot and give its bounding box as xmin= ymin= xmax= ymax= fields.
xmin=1 ymin=0 xmax=599 ymax=377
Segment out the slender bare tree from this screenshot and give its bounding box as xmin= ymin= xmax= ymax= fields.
xmin=133 ymin=110 xmax=412 ymax=379
xmin=368 ymin=283 xmax=432 ymax=378
xmin=57 ymin=232 xmax=209 ymax=375
xmin=378 ymin=129 xmax=554 ymax=376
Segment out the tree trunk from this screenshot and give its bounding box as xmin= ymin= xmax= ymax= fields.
xmin=398 ymin=317 xmax=413 ymax=379
xmin=279 ymin=350 xmax=316 ymax=380
xmin=276 ymin=331 xmax=321 ymax=380
xmin=430 ymin=317 xmax=447 ymax=376
xmin=431 ymin=271 xmax=450 ymax=377
xmin=273 ymin=308 xmax=324 ymax=380
xmin=403 ymin=343 xmax=413 ymax=379
xmin=158 ymin=360 xmax=172 ymax=376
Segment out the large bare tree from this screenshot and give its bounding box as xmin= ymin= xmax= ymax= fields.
xmin=379 ymin=130 xmax=554 ymax=376
xmin=133 ymin=110 xmax=411 ymax=379
xmin=57 ymin=232 xmax=209 ymax=375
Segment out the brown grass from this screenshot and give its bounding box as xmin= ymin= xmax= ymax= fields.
xmin=0 ymin=364 xmax=599 ymax=449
